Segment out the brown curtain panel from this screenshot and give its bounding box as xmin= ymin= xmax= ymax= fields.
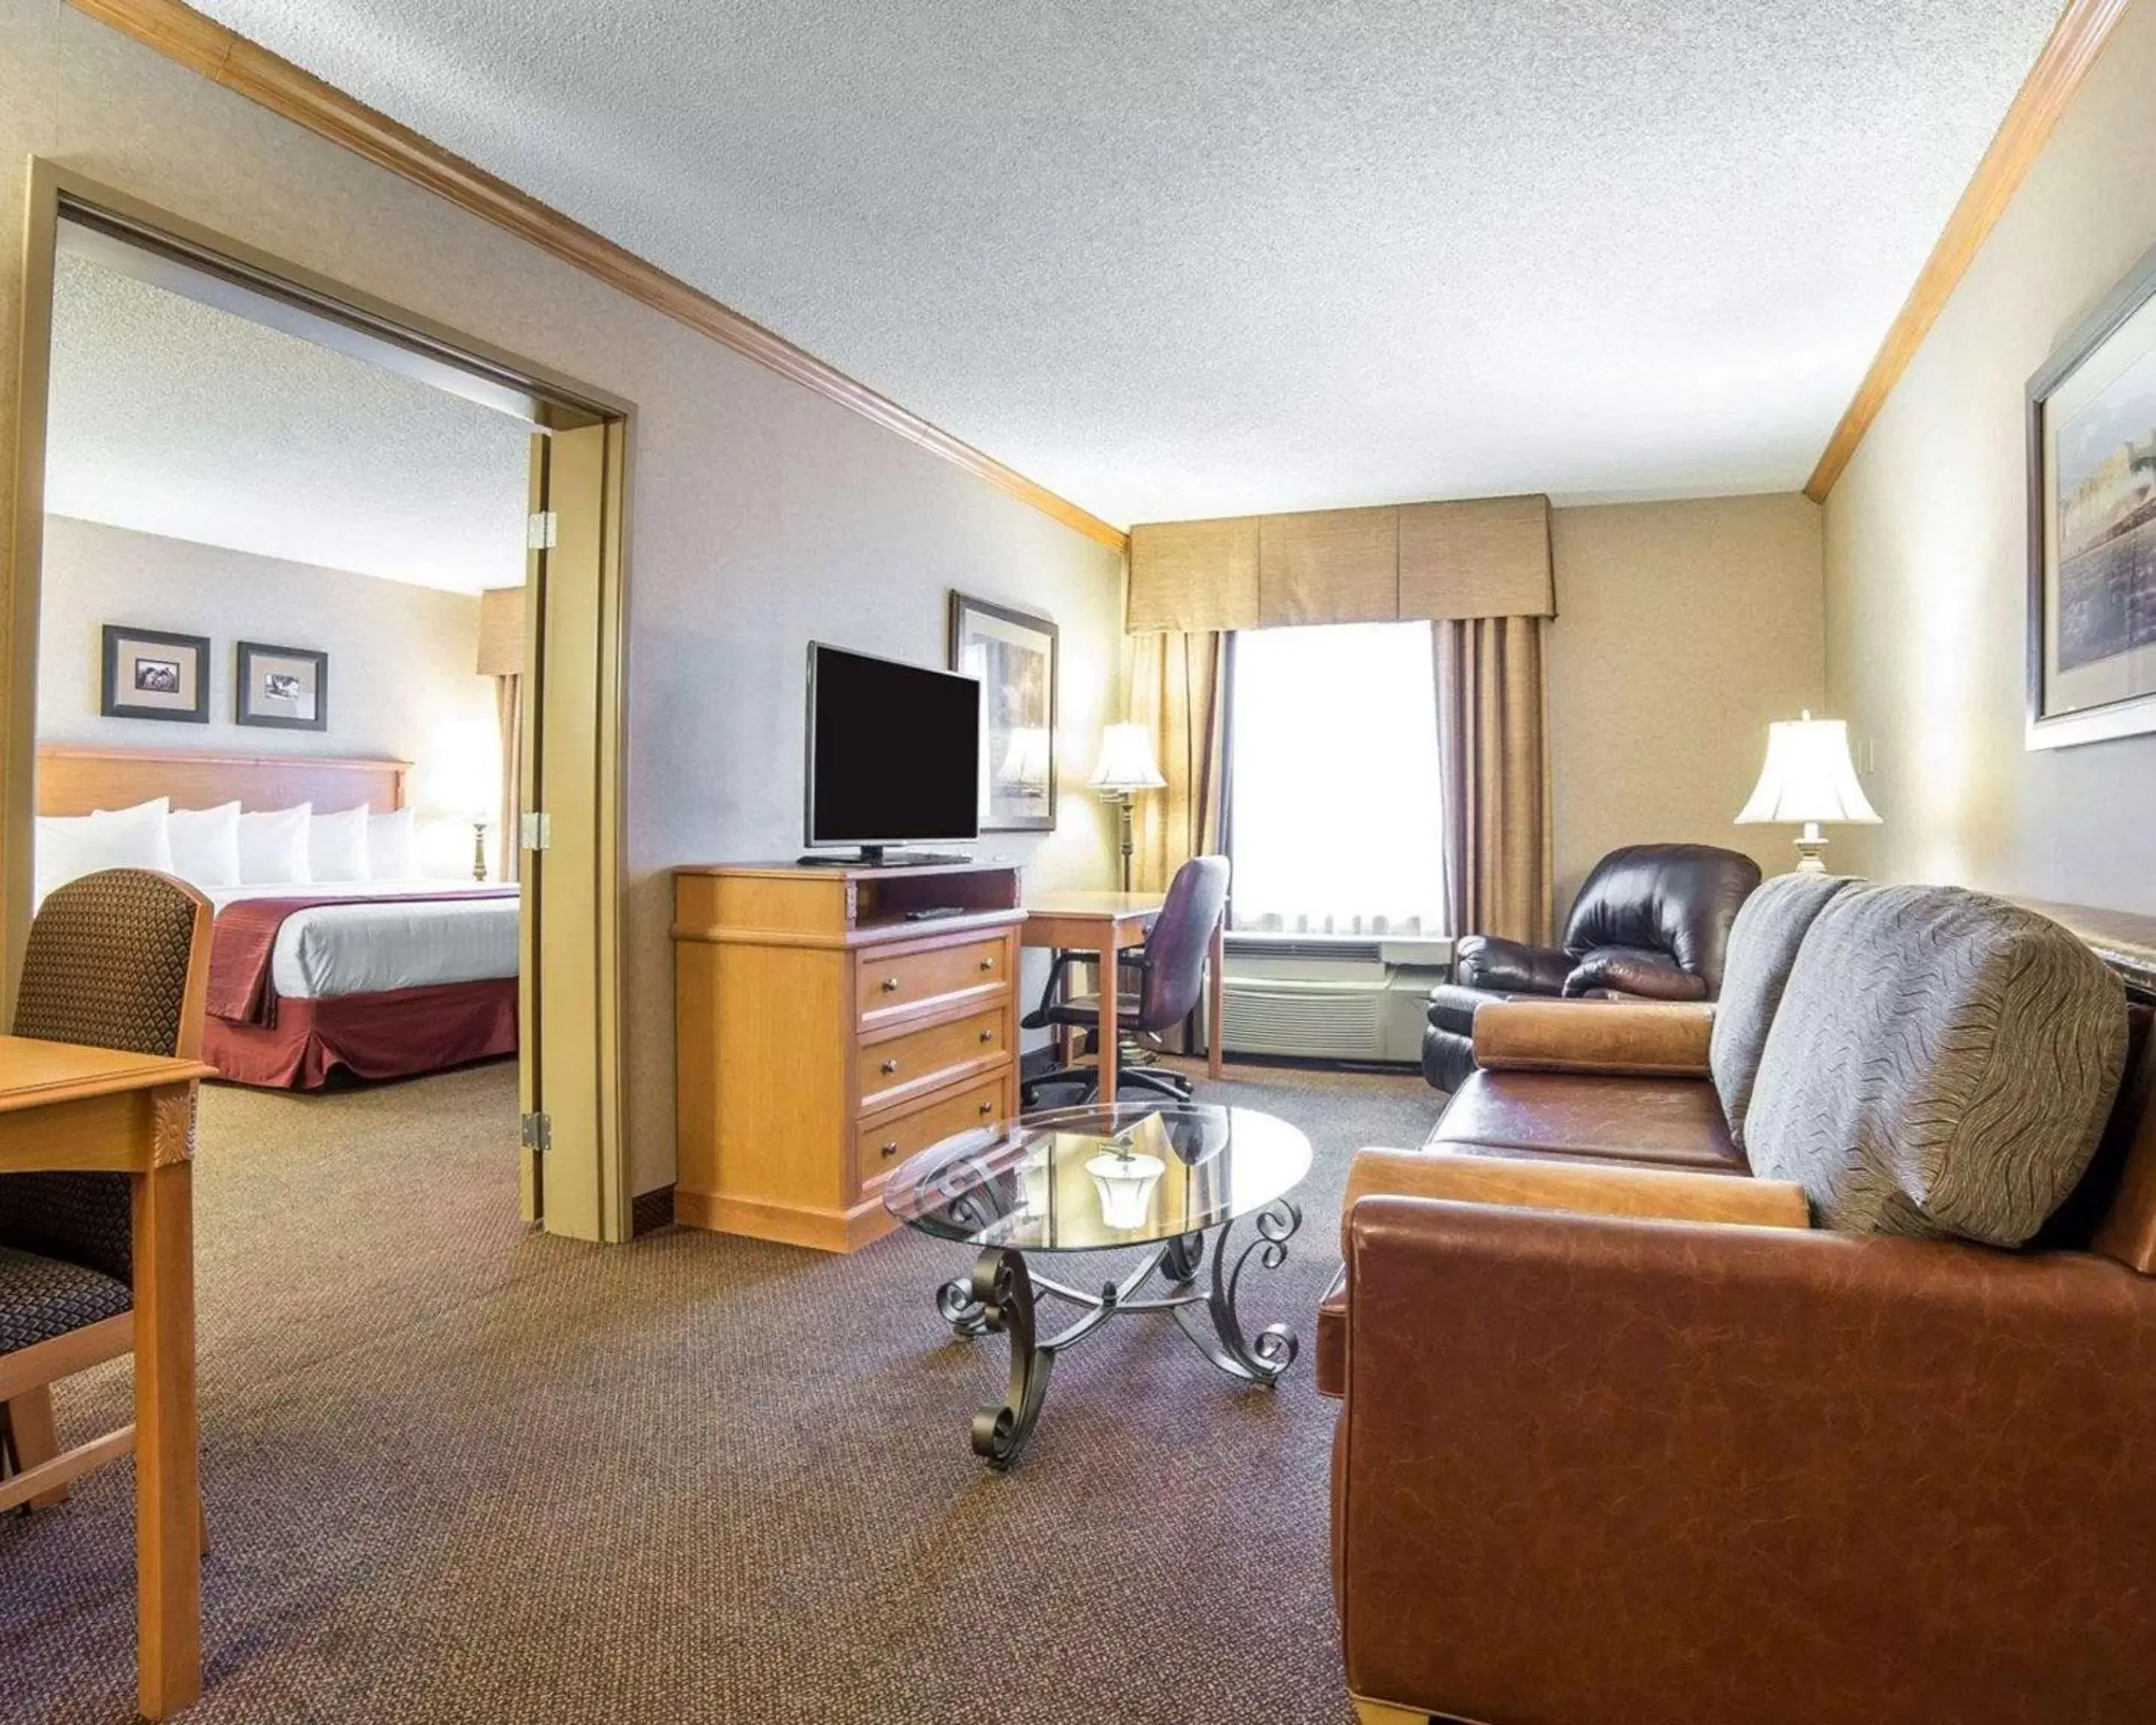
xmin=496 ymin=673 xmax=523 ymax=883
xmin=1123 ymin=631 xmax=1230 ymax=893
xmin=1434 ymin=616 xmax=1551 ymax=945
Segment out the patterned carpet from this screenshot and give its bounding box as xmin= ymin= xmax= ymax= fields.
xmin=1 ymin=1059 xmax=1442 ymax=1724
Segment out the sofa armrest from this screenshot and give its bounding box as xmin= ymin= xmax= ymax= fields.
xmin=1470 ymin=998 xmax=1714 ymax=1076
xmin=1452 ymin=934 xmax=1571 ymax=994
xmin=1562 ymin=946 xmax=1709 ymax=1001
xmin=1338 ymin=1199 xmax=2156 ymax=1724
xmin=1316 ymin=1149 xmax=1806 ymax=1396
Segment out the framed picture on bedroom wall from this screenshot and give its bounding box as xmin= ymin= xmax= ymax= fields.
xmin=236 ymin=640 xmax=329 ymax=731
xmin=948 ymin=592 xmax=1058 ymax=832
xmin=100 ymin=624 xmax=210 ymax=723
xmin=2027 ymin=240 xmax=2156 ymax=749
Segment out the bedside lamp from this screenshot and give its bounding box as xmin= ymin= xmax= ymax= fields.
xmin=1736 ymin=711 xmax=1880 ymax=873
xmin=1089 ymin=723 xmax=1165 ymax=892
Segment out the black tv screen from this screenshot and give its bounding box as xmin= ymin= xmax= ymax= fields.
xmin=806 ymin=643 xmax=981 ymax=847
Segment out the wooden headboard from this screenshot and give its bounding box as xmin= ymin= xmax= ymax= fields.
xmin=35 ymin=746 xmax=409 ymax=817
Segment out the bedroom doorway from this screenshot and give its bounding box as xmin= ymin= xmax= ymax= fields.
xmin=4 ymin=164 xmax=632 ymax=1243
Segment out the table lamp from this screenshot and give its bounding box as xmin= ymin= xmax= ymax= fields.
xmin=1089 ymin=723 xmax=1166 ymax=892
xmin=1735 ymin=710 xmax=1880 ymax=873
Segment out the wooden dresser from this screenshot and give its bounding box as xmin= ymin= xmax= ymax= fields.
xmin=672 ymin=861 xmax=1024 ymax=1251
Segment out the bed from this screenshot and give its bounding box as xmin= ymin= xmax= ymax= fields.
xmin=37 ymin=745 xmax=519 ymax=1090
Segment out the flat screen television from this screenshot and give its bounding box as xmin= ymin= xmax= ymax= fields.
xmin=803 ymin=642 xmax=981 ymax=863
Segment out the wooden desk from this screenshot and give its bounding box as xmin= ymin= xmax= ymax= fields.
xmin=1020 ymin=892 xmax=1226 ymax=1105
xmin=0 ymin=1035 xmax=215 ymax=1719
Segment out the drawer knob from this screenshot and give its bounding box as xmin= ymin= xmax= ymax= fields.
xmin=880 ymin=976 xmax=901 ymax=993
xmin=978 ymin=1100 xmax=994 ymax=1116
xmin=880 ymin=1058 xmax=899 ymax=1074
xmin=978 ymin=957 xmax=994 ymax=972
xmin=978 ymin=1028 xmax=993 ymax=1044
xmin=880 ymin=1140 xmax=900 ymax=1158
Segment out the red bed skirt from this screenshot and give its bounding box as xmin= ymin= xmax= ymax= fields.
xmin=204 ymin=979 xmax=518 ymax=1090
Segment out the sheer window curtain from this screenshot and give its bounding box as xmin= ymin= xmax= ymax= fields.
xmin=1228 ymin=622 xmax=1447 ymax=935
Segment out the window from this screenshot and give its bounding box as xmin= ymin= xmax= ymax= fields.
xmin=1228 ymin=621 xmax=1446 ymax=935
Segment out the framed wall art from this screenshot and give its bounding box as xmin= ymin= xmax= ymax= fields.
xmin=948 ymin=593 xmax=1058 ymax=832
xmin=2028 ymin=241 xmax=2156 ymax=749
xmin=236 ymin=640 xmax=329 ymax=731
xmin=100 ymin=624 xmax=210 ymax=723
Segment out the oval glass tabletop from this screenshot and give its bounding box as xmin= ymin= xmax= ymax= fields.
xmin=881 ymin=1102 xmax=1312 ymax=1253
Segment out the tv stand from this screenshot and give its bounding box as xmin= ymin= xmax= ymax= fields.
xmin=797 ymin=848 xmax=974 ymax=868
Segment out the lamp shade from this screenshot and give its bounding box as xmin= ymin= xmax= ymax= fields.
xmin=1735 ymin=712 xmax=1880 ymax=825
xmin=1088 ymin=723 xmax=1166 ymax=794
xmin=476 ymin=585 xmax=526 ymax=678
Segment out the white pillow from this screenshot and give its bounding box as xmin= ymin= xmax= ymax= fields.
xmin=310 ymin=806 xmax=372 ymax=883
xmin=368 ymin=807 xmax=418 ymax=880
xmin=237 ymin=804 xmax=312 ymax=886
xmin=167 ymin=802 xmax=241 ymax=889
xmin=36 ymin=798 xmax=175 ymax=906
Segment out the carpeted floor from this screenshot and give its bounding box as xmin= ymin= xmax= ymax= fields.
xmin=1 ymin=1059 xmax=1443 ymax=1724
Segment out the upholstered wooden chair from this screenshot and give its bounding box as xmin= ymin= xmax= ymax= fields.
xmin=0 ymin=868 xmax=211 ymax=1518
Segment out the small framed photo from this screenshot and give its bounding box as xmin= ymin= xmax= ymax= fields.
xmin=236 ymin=640 xmax=329 ymax=731
xmin=101 ymin=625 xmax=210 ymax=723
xmin=949 ymin=592 xmax=1058 ymax=833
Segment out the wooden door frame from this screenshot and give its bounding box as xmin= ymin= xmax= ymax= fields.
xmin=5 ymin=159 xmax=635 ymax=1241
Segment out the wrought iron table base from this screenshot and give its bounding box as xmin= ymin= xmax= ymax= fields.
xmin=935 ymin=1199 xmax=1302 ymax=1469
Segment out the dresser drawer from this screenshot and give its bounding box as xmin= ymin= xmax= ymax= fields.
xmin=858 ymin=1006 xmax=1006 ymax=1110
xmin=856 ymin=1076 xmax=1006 ymax=1186
xmin=857 ymin=937 xmax=1007 ymax=1020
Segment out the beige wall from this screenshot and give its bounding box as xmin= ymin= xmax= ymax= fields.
xmin=1548 ymin=493 xmax=1826 ymax=913
xmin=1823 ymin=0 xmax=2156 ymax=913
xmin=0 ymin=0 xmax=1124 ymax=1195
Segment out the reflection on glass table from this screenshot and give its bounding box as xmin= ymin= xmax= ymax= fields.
xmin=883 ymin=1103 xmax=1313 ymax=1469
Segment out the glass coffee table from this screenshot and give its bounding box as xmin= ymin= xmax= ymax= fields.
xmin=883 ymin=1101 xmax=1312 ymax=1469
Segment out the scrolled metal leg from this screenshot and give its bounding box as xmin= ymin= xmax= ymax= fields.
xmin=937 ymin=1277 xmax=989 ymax=1338
xmin=967 ymin=1248 xmax=1052 ymax=1470
xmin=1172 ymin=1200 xmax=1301 ymax=1384
xmin=1159 ymin=1230 xmax=1205 ymax=1286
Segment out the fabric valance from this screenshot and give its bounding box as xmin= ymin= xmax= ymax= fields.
xmin=1125 ymin=493 xmax=1553 ymax=632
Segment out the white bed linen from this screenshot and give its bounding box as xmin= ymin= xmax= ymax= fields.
xmin=207 ymin=878 xmax=518 ymax=1000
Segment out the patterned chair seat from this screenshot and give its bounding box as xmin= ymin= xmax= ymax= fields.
xmin=0 ymin=1246 xmax=131 ymax=1357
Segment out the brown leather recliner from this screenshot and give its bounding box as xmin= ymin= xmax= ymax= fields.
xmin=1423 ymin=843 xmax=1761 ymax=1092
xmin=1327 ymin=892 xmax=2156 ymax=1725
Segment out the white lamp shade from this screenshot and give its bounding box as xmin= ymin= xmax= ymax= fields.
xmin=1088 ymin=722 xmax=1166 ymax=793
xmin=1736 ymin=714 xmax=1881 ymax=826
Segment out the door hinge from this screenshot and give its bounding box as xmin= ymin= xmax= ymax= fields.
xmin=521 ymin=1111 xmax=552 ymax=1154
xmin=521 ymin=812 xmax=552 ymax=852
xmin=526 ymin=510 xmax=558 ymax=550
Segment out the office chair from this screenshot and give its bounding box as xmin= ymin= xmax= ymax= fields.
xmin=1020 ymin=854 xmax=1230 ymax=1108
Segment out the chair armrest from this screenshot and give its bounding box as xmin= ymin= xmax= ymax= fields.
xmin=1562 ymin=946 xmax=1708 ymax=1001
xmin=1316 ymin=1149 xmax=1806 ymax=1396
xmin=1338 ymin=1201 xmax=2156 ymax=1723
xmin=1470 ymin=998 xmax=1714 ymax=1076
xmin=1452 ymin=934 xmax=1571 ymax=994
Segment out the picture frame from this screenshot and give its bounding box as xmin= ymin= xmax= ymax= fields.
xmin=2026 ymin=238 xmax=2156 ymax=750
xmin=235 ymin=639 xmax=329 ymax=731
xmin=100 ymin=624 xmax=210 ymax=724
xmin=948 ymin=593 xmax=1058 ymax=833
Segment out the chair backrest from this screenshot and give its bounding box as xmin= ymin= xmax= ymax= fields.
xmin=1562 ymin=843 xmax=1763 ymax=992
xmin=1136 ymin=854 xmax=1231 ymax=1033
xmin=0 ymin=868 xmax=210 ymax=1284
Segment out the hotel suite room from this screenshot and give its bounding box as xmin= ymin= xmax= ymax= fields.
xmin=1 ymin=1 xmax=2154 ymax=1722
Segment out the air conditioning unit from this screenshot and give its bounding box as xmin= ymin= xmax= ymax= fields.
xmin=1214 ymin=933 xmax=1451 ymax=1065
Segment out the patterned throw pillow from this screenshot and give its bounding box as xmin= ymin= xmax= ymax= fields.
xmin=1744 ymin=884 xmax=2127 ymax=1247
xmin=1708 ymin=871 xmax=1857 ymax=1148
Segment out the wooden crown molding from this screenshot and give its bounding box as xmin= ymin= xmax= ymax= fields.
xmin=1805 ymin=0 xmax=2134 ymax=502
xmin=64 ymin=0 xmax=1130 ymax=553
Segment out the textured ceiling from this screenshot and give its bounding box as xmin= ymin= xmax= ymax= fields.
xmin=46 ymin=251 xmax=532 ymax=591
xmin=191 ymin=0 xmax=2065 ymax=524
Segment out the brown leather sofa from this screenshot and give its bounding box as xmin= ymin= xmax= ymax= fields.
xmin=1323 ymin=891 xmax=2156 ymax=1725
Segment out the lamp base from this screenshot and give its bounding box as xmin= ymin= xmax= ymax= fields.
xmin=1793 ymin=821 xmax=1828 ymax=874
